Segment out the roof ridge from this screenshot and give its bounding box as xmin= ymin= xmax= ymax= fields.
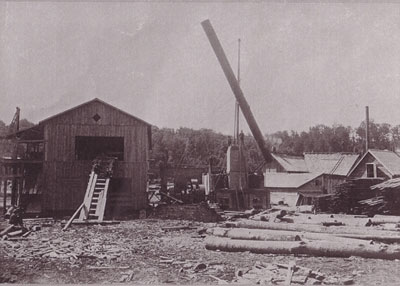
xmin=38 ymin=97 xmax=152 ymax=126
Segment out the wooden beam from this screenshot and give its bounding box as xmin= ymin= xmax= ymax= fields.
xmin=201 ymin=19 xmax=272 ymax=163
xmin=15 ymin=139 xmax=45 ymax=143
xmin=62 ymin=202 xmax=85 ymax=231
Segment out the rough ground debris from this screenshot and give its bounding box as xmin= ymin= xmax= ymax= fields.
xmin=1 ymin=218 xmax=400 ymax=284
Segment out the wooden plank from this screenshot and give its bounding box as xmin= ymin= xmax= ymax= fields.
xmin=69 ymin=220 xmax=120 ymax=225
xmin=2 ymin=180 xmax=6 ymax=214
xmin=79 ymin=172 xmax=96 ymax=220
xmin=285 ymin=261 xmax=296 ymax=285
xmin=63 ymin=202 xmax=85 ymax=231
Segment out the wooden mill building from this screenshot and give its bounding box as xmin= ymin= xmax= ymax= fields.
xmin=1 ymin=98 xmax=151 ymax=217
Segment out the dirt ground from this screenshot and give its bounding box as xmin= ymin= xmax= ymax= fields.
xmin=1 ymin=218 xmax=400 ymax=285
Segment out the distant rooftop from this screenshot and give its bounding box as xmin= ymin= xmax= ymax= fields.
xmin=270 ymin=152 xmax=359 ymax=176
xmin=271 ymin=153 xmax=308 ymax=173
xmin=264 ymin=172 xmax=323 ymax=188
xmin=304 ymin=153 xmax=360 ymax=176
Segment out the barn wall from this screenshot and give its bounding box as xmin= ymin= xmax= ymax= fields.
xmin=44 ymin=124 xmax=148 ymax=162
xmin=322 ymin=175 xmax=346 ymax=194
xmin=41 ymin=101 xmax=149 ymax=214
xmin=41 ymin=161 xmax=148 ymax=214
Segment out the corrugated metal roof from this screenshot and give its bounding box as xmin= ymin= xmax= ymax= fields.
xmin=271 ymin=154 xmax=308 ymax=173
xmin=304 ymin=153 xmax=359 ymax=176
xmin=264 ymin=172 xmax=322 ymax=188
xmin=369 ymin=149 xmax=400 ymax=176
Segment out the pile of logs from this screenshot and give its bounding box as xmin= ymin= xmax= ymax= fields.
xmin=205 ymin=213 xmax=400 ymax=260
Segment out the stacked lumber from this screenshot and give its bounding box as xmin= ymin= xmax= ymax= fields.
xmin=358 ymin=196 xmax=385 ymax=215
xmin=205 ymin=218 xmax=400 ymax=260
xmin=329 ymin=179 xmax=382 ymax=214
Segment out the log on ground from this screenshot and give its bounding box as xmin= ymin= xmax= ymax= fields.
xmin=207 ymin=227 xmax=372 ymax=245
xmin=205 ymin=237 xmax=400 ymax=260
xmin=229 ymin=219 xmax=400 ymax=237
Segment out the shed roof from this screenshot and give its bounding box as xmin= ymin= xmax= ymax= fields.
xmin=39 ymin=98 xmax=151 ymax=126
xmin=304 ymin=153 xmax=359 ymax=176
xmin=264 ymin=172 xmax=323 ymax=189
xmin=271 ymin=153 xmax=308 ymax=173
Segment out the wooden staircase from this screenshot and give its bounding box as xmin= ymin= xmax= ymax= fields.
xmin=78 ymin=173 xmax=111 ymax=222
xmin=63 ymin=157 xmax=116 ymax=230
xmin=79 ymin=157 xmax=115 ymax=222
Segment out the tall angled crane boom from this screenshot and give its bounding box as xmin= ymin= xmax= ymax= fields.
xmin=201 ymin=19 xmax=272 ymax=163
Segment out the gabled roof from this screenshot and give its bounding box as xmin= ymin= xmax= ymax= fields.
xmin=264 ymin=172 xmax=323 ymax=189
xmin=39 ymin=98 xmax=151 ymax=126
xmin=304 ymin=153 xmax=360 ymax=176
xmin=271 ymin=153 xmax=308 ymax=173
xmin=348 ymin=149 xmax=400 ymax=177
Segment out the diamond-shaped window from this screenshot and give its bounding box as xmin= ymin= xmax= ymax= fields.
xmin=92 ymin=113 xmax=101 ymax=122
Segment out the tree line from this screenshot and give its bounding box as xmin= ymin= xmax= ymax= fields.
xmin=151 ymin=120 xmax=400 ymax=171
xmin=1 ymin=118 xmax=399 ymax=172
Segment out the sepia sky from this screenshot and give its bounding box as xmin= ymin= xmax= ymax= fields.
xmin=1 ymin=2 xmax=400 ymax=135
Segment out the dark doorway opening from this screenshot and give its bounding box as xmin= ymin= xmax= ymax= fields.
xmin=75 ymin=136 xmax=124 ymax=160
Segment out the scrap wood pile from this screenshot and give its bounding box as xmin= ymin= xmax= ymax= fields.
xmin=205 ymin=209 xmax=400 ymax=260
xmin=150 ymin=202 xmax=222 ymax=222
xmin=358 ymin=196 xmax=385 ymax=215
xmin=232 ymin=261 xmax=354 ymax=285
xmin=0 ymin=224 xmax=132 ymax=261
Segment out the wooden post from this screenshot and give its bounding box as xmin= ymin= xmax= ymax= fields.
xmin=2 ymin=180 xmax=6 ymax=214
xmin=285 ymin=261 xmax=296 ymax=285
